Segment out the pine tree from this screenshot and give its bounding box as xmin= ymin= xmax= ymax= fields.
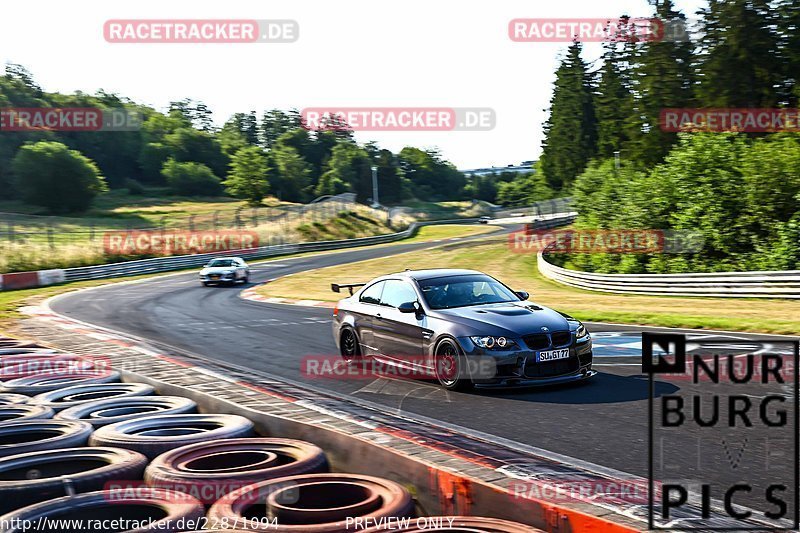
xmin=625 ymin=0 xmax=694 ymax=165
xmin=694 ymin=0 xmax=781 ymax=108
xmin=595 ymin=44 xmax=634 ymax=159
xmin=540 ymin=41 xmax=597 ymax=189
xmin=775 ymin=0 xmax=800 ymax=105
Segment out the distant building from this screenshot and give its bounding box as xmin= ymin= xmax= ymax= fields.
xmin=459 ymin=161 xmax=536 ymax=177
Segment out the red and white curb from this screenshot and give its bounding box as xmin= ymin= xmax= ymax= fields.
xmin=240 ymin=279 xmax=335 ymax=308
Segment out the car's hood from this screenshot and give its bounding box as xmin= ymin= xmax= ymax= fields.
xmin=200 ymin=267 xmax=234 ymax=275
xmin=432 ymin=302 xmax=572 ymax=337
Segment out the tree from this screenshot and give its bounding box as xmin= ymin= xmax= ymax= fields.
xmin=318 ymin=142 xmax=368 ymax=200
xmin=775 ymin=0 xmax=800 ymax=105
xmin=271 ymin=145 xmax=311 ymax=202
xmin=496 ymin=172 xmax=553 ymax=207
xmin=226 ymin=112 xmax=260 ymax=146
xmin=694 ymin=0 xmax=780 ymax=108
xmin=398 ymin=147 xmax=465 ymax=200
xmin=314 ymin=171 xmax=348 ymax=196
xmin=261 ymin=109 xmax=303 ymax=149
xmin=223 ymin=146 xmax=270 ymax=206
xmin=164 ymin=128 xmax=227 ymax=177
xmin=540 ymin=41 xmax=597 ymax=189
xmin=595 ymin=44 xmax=633 ymax=159
xmin=624 ymin=0 xmax=695 ymax=164
xmin=161 ymin=159 xmax=222 ymax=196
xmin=12 ymin=141 xmax=107 ymax=213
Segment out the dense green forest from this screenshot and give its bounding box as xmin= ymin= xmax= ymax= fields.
xmin=0 ymin=66 xmax=547 ymax=213
xmin=542 ymin=0 xmax=800 ymax=272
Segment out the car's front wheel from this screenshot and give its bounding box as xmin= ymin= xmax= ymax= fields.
xmin=434 ymin=339 xmax=474 ymax=391
xmin=339 ymin=328 xmax=361 ymax=363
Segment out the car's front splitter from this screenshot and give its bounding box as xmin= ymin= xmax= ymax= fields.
xmin=475 ymin=367 xmax=597 ymax=388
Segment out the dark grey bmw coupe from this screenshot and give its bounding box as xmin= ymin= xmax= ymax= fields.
xmin=331 ymin=269 xmax=595 ymax=390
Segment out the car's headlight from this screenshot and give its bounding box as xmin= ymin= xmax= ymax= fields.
xmin=576 ymin=323 xmax=588 ymax=338
xmin=470 ymin=336 xmax=518 ymax=350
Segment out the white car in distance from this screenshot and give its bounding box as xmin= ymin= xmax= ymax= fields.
xmin=199 ymin=257 xmax=250 ymax=286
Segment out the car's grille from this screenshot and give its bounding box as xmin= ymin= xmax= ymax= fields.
xmin=551 ymin=331 xmax=572 ymax=347
xmin=522 ymin=334 xmax=550 ymax=350
xmin=525 ymin=354 xmax=579 ymax=378
xmin=522 ymin=331 xmax=572 ymax=350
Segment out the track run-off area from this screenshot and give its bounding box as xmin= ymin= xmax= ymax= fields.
xmin=49 ymin=225 xmax=797 ymax=521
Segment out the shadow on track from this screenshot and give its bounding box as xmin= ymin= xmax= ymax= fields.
xmin=476 ymin=372 xmax=679 ymax=404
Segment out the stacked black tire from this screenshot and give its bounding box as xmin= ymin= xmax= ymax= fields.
xmin=0 ymin=336 xmax=538 ymax=532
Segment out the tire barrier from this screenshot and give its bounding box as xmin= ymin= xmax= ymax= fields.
xmin=89 ymin=414 xmax=255 ymax=459
xmin=57 ymin=396 xmax=197 ymax=427
xmin=207 ymin=473 xmax=415 ymax=532
xmin=0 ymin=336 xmax=547 ymax=531
xmin=30 ymin=382 xmax=155 ymax=412
xmin=364 ymin=516 xmax=539 ymax=532
xmin=0 ymin=404 xmax=54 ymax=424
xmin=0 ymin=348 xmax=57 ymax=355
xmin=0 ymin=420 xmax=93 ymax=457
xmin=145 ymin=438 xmax=328 ymax=503
xmin=0 ymin=354 xmax=95 ymax=381
xmin=0 ymin=488 xmax=204 ymax=532
xmin=0 ymin=339 xmax=47 ymax=349
xmin=0 ymin=369 xmax=120 ymax=395
xmin=0 ymin=393 xmax=29 ymax=404
xmin=0 ymin=447 xmax=148 ymax=514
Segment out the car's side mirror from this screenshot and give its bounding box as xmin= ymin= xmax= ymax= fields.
xmin=515 ymin=291 xmax=530 ymax=301
xmin=398 ymin=301 xmax=422 ymax=314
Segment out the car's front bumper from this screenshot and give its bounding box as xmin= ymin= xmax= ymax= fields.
xmin=200 ymin=274 xmax=235 ymax=283
xmin=456 ymin=334 xmax=594 ymax=387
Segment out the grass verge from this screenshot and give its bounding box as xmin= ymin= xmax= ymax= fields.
xmin=0 ymin=223 xmax=494 ymax=336
xmin=257 ymin=235 xmax=800 ymax=335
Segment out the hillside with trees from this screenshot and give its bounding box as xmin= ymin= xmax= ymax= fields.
xmin=540 ymin=0 xmax=800 ymax=273
xmin=0 ymin=66 xmax=551 ymax=213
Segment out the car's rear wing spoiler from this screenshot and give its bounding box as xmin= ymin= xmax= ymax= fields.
xmin=331 ymin=282 xmax=366 ymax=295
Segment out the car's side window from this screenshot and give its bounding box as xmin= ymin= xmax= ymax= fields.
xmin=359 ymin=281 xmax=385 ymax=305
xmin=381 ymin=280 xmax=418 ymax=308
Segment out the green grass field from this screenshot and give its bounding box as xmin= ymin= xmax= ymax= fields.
xmin=258 ymin=234 xmax=800 ymax=335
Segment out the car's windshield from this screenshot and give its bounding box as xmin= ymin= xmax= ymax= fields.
xmin=207 ymin=259 xmax=236 ymax=267
xmin=418 ymin=274 xmax=520 ymax=310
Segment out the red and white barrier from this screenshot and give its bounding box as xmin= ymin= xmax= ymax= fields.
xmin=0 ymin=269 xmax=65 ymax=291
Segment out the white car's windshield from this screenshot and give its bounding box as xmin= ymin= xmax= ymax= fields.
xmin=207 ymin=259 xmax=236 ymax=267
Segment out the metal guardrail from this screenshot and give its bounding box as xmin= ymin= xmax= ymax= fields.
xmin=62 ymin=218 xmax=480 ymax=283
xmin=537 ymin=251 xmax=800 ymax=299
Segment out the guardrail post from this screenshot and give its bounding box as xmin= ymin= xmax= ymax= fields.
xmin=6 ymin=221 xmax=14 ymax=244
xmin=188 ymin=215 xmax=195 ymax=232
xmin=213 ymin=211 xmax=219 ymax=232
xmin=251 ymin=208 xmax=258 ymax=227
xmin=47 ymin=226 xmax=55 ymax=250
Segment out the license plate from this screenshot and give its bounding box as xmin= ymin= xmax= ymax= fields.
xmin=536 ymin=349 xmax=570 ymax=362
xmin=210 ymin=275 xmax=220 ymax=279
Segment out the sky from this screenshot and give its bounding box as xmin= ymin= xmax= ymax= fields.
xmin=1 ymin=0 xmax=704 ymax=170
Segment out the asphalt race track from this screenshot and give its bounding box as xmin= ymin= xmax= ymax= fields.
xmin=52 ymin=227 xmax=797 ymax=514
